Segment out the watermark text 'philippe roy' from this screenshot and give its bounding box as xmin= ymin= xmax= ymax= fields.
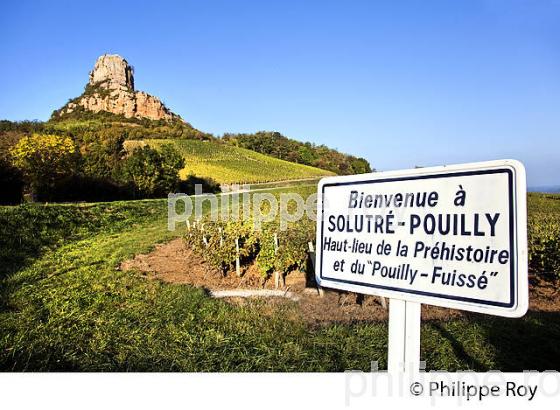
xmin=168 ymin=184 xmax=319 ymax=231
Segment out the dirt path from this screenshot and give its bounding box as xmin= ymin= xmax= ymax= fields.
xmin=121 ymin=238 xmax=560 ymax=325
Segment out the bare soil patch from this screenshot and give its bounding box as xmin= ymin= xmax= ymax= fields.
xmin=120 ymin=238 xmax=560 ymax=324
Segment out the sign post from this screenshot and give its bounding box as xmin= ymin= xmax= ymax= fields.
xmin=388 ymin=299 xmax=421 ymax=374
xmin=315 ymin=160 xmax=528 ymax=374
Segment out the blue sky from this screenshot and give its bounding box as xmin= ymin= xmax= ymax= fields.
xmin=0 ymin=0 xmax=558 ymax=186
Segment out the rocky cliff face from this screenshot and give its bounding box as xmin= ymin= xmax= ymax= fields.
xmin=89 ymin=54 xmax=135 ymax=89
xmin=54 ymin=54 xmax=182 ymax=122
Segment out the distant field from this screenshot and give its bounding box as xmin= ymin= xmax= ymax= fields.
xmin=527 ymin=192 xmax=560 ymax=277
xmin=124 ymin=139 xmax=334 ymax=184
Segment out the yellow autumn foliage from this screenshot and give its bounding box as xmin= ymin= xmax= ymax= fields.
xmin=10 ymin=134 xmax=77 ymax=184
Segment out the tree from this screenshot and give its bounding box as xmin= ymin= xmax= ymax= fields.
xmin=350 ymin=157 xmax=372 ymax=174
xmin=9 ymin=134 xmax=78 ymax=198
xmin=118 ymin=144 xmax=185 ymax=197
xmin=81 ymin=132 xmax=126 ymax=180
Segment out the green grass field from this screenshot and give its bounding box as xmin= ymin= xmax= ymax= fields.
xmin=124 ymin=139 xmax=335 ymax=184
xmin=1 ymin=190 xmax=559 ymax=371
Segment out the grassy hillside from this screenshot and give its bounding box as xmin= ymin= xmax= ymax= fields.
xmin=223 ymin=131 xmax=372 ymax=175
xmin=1 ymin=191 xmax=560 ymax=371
xmin=124 ymin=139 xmax=335 ymax=184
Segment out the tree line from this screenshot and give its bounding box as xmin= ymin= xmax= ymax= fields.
xmin=0 ymin=120 xmax=218 ymax=204
xmin=222 ymin=131 xmax=372 ymax=175
xmin=0 ymin=119 xmax=373 ymax=205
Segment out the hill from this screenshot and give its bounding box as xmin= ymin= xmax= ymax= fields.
xmin=224 ymin=131 xmax=372 ymax=175
xmin=0 ymin=53 xmax=373 ymax=203
xmin=124 ymin=139 xmax=334 ymax=184
xmin=47 ymin=53 xmax=371 ymax=176
xmin=52 ymin=54 xmax=183 ymax=123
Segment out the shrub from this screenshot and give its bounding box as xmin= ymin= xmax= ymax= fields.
xmin=178 ymin=174 xmax=221 ymax=195
xmin=9 ymin=134 xmax=78 ymax=200
xmin=118 ymin=144 xmax=185 ymax=198
xmin=274 ymin=223 xmax=313 ymax=274
xmin=256 ymin=222 xmax=313 ymax=278
xmin=184 ymin=219 xmax=259 ymax=275
xmin=256 ymin=225 xmax=277 ymax=277
xmin=528 ymin=216 xmax=560 ymax=279
xmin=184 ymin=217 xmax=313 ymax=280
xmin=81 ymin=133 xmax=126 ymax=181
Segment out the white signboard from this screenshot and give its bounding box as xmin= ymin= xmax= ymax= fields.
xmin=316 ymin=160 xmax=528 ymax=318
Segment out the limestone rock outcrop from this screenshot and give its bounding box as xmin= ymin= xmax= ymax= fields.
xmin=89 ymin=54 xmax=135 ymax=89
xmin=54 ymin=54 xmax=182 ymax=122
